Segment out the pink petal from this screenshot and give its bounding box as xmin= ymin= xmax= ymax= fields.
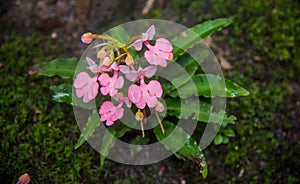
xmin=120 ymin=66 xmax=138 ymax=81
xmin=74 ymin=72 xmax=90 ymax=88
xmin=110 ymin=62 xmax=119 ymax=71
xmin=124 ymin=97 xmax=132 ymax=108
xmin=156 ymin=56 xmax=167 ymax=67
xmin=114 ymin=106 xmax=124 ymax=119
xmin=136 ymin=98 xmax=146 ymax=109
xmin=100 ymin=86 xmax=109 ymax=95
xmin=100 ymin=101 xmax=113 ymax=114
xmin=106 ymin=120 xmax=114 ymax=126
xmin=147 ymin=80 xmax=163 ymax=97
xmin=142 ymin=33 xmax=149 ymax=41
xmin=128 ymin=84 xmax=141 ymax=103
xmin=76 ymin=87 xmax=87 ymax=98
xmin=144 ymin=65 xmax=157 ymax=78
xmin=146 ymin=25 xmax=155 ymax=40
xmin=132 ymin=39 xmax=143 ymax=51
xmin=147 ymin=96 xmax=158 ymax=108
xmin=98 ymin=73 xmax=111 ymax=86
xmin=144 ymin=50 xmax=156 ymax=65
xmin=155 ymin=38 xmax=173 ymax=52
xmin=114 ymin=76 xmax=124 ymax=89
xmin=86 ymin=57 xmax=96 ymax=67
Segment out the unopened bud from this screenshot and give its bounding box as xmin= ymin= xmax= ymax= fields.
xmin=155 ymin=101 xmax=164 ymax=112
xmin=135 ymin=109 xmax=144 ymax=121
xmin=125 ymin=54 xmax=134 ymax=66
xmin=97 ymin=49 xmax=107 ymax=59
xmin=81 ymin=32 xmax=93 ymax=44
xmin=102 ymin=56 xmax=113 ymax=66
xmin=17 ymin=173 xmax=30 ymax=184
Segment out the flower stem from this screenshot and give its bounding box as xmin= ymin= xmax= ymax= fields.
xmin=155 ymin=111 xmax=165 ymax=134
xmin=140 ymin=120 xmax=145 ymax=137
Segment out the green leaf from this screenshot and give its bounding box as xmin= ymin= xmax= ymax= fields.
xmin=153 ymin=121 xmax=208 ymax=178
xmin=172 ymin=18 xmax=232 ymax=59
xmin=35 ymin=58 xmax=79 ymax=79
xmin=100 ymin=130 xmax=116 ymax=168
xmin=222 ymin=136 xmax=229 ymax=144
xmin=50 ymin=84 xmax=73 ymax=105
xmin=224 ymin=128 xmax=235 ymax=137
xmin=214 ymin=134 xmax=223 ymax=145
xmin=166 ymin=98 xmax=236 ymax=124
xmin=171 ymin=74 xmax=250 ymax=98
xmin=75 ymin=110 xmax=100 ymax=149
xmin=109 ymin=25 xmax=130 ymax=46
xmin=100 ymin=122 xmax=131 ymax=167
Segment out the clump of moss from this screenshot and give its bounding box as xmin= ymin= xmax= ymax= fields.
xmin=0 ymin=34 xmax=104 ymax=183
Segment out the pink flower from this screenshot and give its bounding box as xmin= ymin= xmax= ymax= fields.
xmin=98 ymin=70 xmax=124 ymax=96
xmin=132 ymin=25 xmax=155 ymax=51
xmin=86 ymin=57 xmax=99 ymax=74
xmin=81 ymin=32 xmax=93 ymax=44
xmin=112 ymin=92 xmax=131 ymax=108
xmin=144 ymin=38 xmax=173 ymax=67
xmin=128 ymin=77 xmax=163 ymax=109
xmin=74 ymin=72 xmax=99 ymax=103
xmin=99 ymin=101 xmax=124 ymax=126
xmin=119 ymin=65 xmax=157 ymax=82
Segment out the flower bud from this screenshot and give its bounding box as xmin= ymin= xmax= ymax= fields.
xmin=97 ymin=49 xmax=107 ymax=59
xmin=17 ymin=173 xmax=30 ymax=184
xmin=102 ymin=56 xmax=113 ymax=67
xmin=81 ymin=32 xmax=93 ymax=44
xmin=125 ymin=54 xmax=134 ymax=66
xmin=155 ymin=101 xmax=164 ymax=112
xmin=135 ymin=109 xmax=144 ymax=121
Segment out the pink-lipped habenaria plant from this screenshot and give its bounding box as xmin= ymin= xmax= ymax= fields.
xmin=75 ymin=25 xmax=173 ymax=136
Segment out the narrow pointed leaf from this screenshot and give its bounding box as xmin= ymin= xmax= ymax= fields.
xmin=172 ymin=18 xmax=232 ymax=59
xmin=75 ymin=110 xmax=100 ymax=149
xmin=170 ymin=74 xmax=249 ymax=98
xmin=100 ymin=122 xmax=131 ymax=167
xmin=35 ymin=58 xmax=79 ymax=79
xmin=166 ymin=98 xmax=236 ymax=124
xmin=153 ymin=121 xmax=208 ymax=178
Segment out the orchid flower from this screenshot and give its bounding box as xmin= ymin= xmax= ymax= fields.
xmin=128 ymin=76 xmax=163 ymax=109
xmin=74 ymin=72 xmax=99 ymax=103
xmin=132 ymin=25 xmax=155 ymax=51
xmin=98 ymin=70 xmax=124 ymax=97
xmin=119 ymin=65 xmax=157 ymax=81
xmin=144 ymin=38 xmax=173 ymax=67
xmin=99 ymin=101 xmax=124 ymax=126
xmin=112 ymin=92 xmax=131 ymax=108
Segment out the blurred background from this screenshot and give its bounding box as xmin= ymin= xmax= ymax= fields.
xmin=0 ymin=0 xmax=299 ymax=183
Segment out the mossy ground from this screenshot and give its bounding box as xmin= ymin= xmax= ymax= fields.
xmin=0 ymin=0 xmax=299 ymax=183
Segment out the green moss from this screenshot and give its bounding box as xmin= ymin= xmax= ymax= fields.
xmin=0 ymin=34 xmax=103 ymax=183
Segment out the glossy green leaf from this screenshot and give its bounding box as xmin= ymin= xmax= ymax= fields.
xmin=75 ymin=110 xmax=100 ymax=149
xmin=109 ymin=25 xmax=130 ymax=47
xmin=153 ymin=121 xmax=208 ymax=178
xmin=50 ymin=83 xmax=73 ymax=105
xmin=100 ymin=130 xmax=116 ymax=168
xmin=166 ymin=98 xmax=236 ymax=124
xmin=214 ymin=134 xmax=223 ymax=145
xmin=222 ymin=136 xmax=230 ymax=144
xmin=35 ymin=58 xmax=79 ymax=79
xmin=172 ymin=18 xmax=232 ymax=59
xmin=171 ymin=74 xmax=250 ymax=98
xmin=100 ymin=122 xmax=131 ymax=167
xmin=224 ymin=128 xmax=235 ymax=137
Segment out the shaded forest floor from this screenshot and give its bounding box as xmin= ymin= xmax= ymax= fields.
xmin=1 ymin=0 xmax=299 ymax=183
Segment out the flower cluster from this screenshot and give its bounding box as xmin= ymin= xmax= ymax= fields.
xmin=74 ymin=25 xmax=173 ymax=136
